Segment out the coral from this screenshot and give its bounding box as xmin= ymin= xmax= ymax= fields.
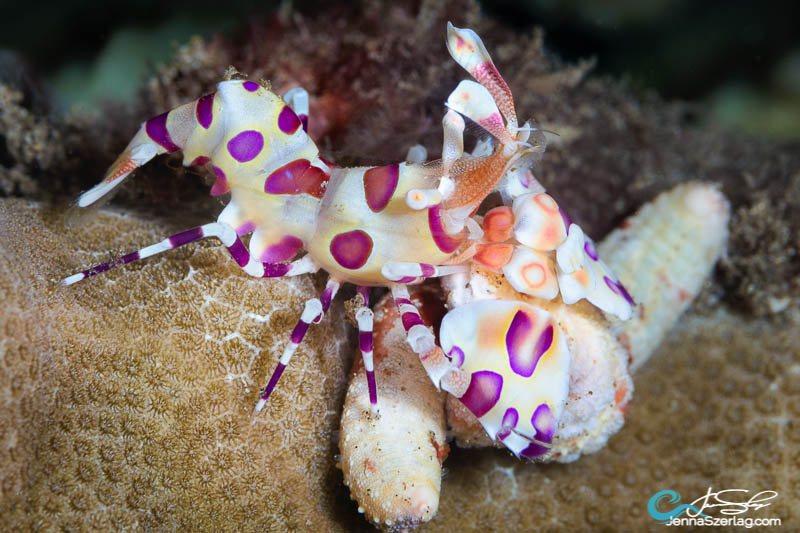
xmin=0 ymin=199 xmax=353 ymax=531
xmin=0 ymin=83 xmax=65 ymax=196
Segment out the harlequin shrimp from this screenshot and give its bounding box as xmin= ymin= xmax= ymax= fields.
xmin=61 ymin=23 xmax=565 ymax=422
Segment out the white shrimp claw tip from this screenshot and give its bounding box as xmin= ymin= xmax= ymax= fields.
xmin=77 ymin=180 xmax=117 ymax=207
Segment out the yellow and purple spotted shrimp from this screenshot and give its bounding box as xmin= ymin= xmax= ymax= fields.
xmin=62 ymin=22 xmax=634 ymax=466
xmin=61 ymin=23 xmax=545 ymax=418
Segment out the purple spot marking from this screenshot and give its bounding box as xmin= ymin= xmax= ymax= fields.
xmin=329 ymin=230 xmax=373 ymax=270
xmin=363 ymin=164 xmax=399 ymax=212
xmin=261 ymin=362 xmax=286 ymax=400
xmin=145 ymin=112 xmax=180 ymax=153
xmin=359 ymin=331 xmax=373 ymax=353
xmin=532 ymin=403 xmax=556 ymax=442
xmin=196 ymin=93 xmax=215 ymax=129
xmin=227 ymin=130 xmax=264 ymax=162
xmin=533 ymin=325 xmax=554 ymax=366
xmin=262 ymin=263 xmax=291 ymax=278
xmin=264 ymin=159 xmax=328 ymax=199
xmin=448 ymin=345 xmax=465 ymax=368
xmin=243 ymin=81 xmax=259 ymax=92
xmin=401 ymin=312 xmax=424 ymax=331
xmin=299 ymin=114 xmax=309 ymax=132
xmin=604 ymin=276 xmax=635 ymax=305
xmin=506 ymin=309 xmax=532 ymax=373
xmin=584 ymin=239 xmax=598 ymax=261
xmin=497 ymin=407 xmax=519 ymax=440
xmin=506 ymin=310 xmax=550 ymax=378
xmin=459 ymin=371 xmax=503 ymax=419
xmin=190 ymin=156 xmax=210 ymax=166
xmin=428 ymin=205 xmax=465 ymax=253
xmin=227 ymin=238 xmax=250 ymax=267
xmin=393 ymin=276 xmax=418 ymax=284
xmin=290 ymin=320 xmax=310 ymax=345
xmin=394 ymin=298 xmax=413 ymax=306
xmin=420 ymin=264 xmax=435 ymax=277
xmin=259 ymin=235 xmax=304 ymax=263
xmin=277 ymin=105 xmax=302 ymax=135
xmin=169 ymin=227 xmax=204 ymax=248
xmin=520 ymin=404 xmax=556 ymax=459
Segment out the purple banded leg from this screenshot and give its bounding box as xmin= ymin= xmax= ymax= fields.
xmin=317 ymin=278 xmax=341 ymax=319
xmin=354 ymin=286 xmax=377 ymax=412
xmin=382 ymin=262 xmax=468 ymax=283
xmin=253 ymin=278 xmax=341 ymax=415
xmin=282 ymin=87 xmax=309 ymax=132
xmin=60 ymin=222 xmax=319 ymax=286
xmin=391 ymin=285 xmax=435 ymax=355
xmin=253 ymin=298 xmax=322 ymax=415
xmin=391 ymin=285 xmax=470 ymax=396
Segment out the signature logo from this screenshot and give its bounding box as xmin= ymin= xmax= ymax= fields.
xmin=647 ymin=487 xmax=778 ymax=525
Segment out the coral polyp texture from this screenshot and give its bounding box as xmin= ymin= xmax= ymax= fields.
xmin=0 ymin=200 xmax=353 ymax=531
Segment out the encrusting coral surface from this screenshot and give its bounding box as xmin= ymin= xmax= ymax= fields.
xmin=0 ymin=200 xmax=353 ymax=531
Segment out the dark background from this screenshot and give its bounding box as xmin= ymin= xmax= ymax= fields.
xmin=2 ymin=0 xmax=799 ymax=137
